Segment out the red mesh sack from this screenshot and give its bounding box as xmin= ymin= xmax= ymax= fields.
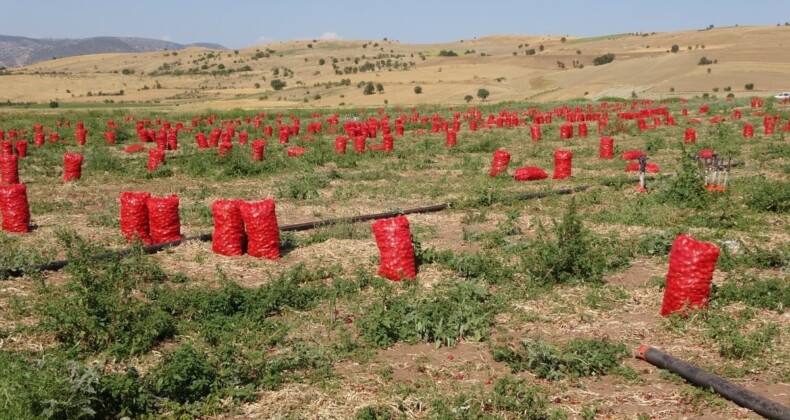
xmin=147 ymin=195 xmax=182 ymax=244
xmin=120 ymin=191 xmax=152 ymax=245
xmin=698 ymin=149 xmax=715 ymax=159
xmin=251 ymin=140 xmax=266 ymax=161
xmin=0 ymin=154 xmax=19 ymax=185
xmin=552 ymin=149 xmax=572 ymax=180
xmin=577 ymin=122 xmax=588 ymax=138
xmin=382 ymin=134 xmax=393 ymax=151
xmin=335 ymin=136 xmax=348 ymax=154
xmin=743 ymin=124 xmax=754 ymax=138
xmin=372 ymin=216 xmax=416 ymax=281
xmin=104 ymin=131 xmax=116 ymax=145
xmin=446 ymin=130 xmax=457 ymax=147
xmin=125 ymin=144 xmax=146 ymax=154
xmin=218 ymin=142 xmax=233 ymax=156
xmin=0 ymin=184 xmax=30 ymax=233
xmin=599 ymin=136 xmax=614 ymax=159
xmin=287 ymin=146 xmax=306 ymax=157
xmin=489 ymin=149 xmax=511 ymax=177
xmin=147 ymin=148 xmax=165 ymax=172
xmin=353 ymin=136 xmax=366 ymax=153
xmin=63 ymin=153 xmax=83 ymax=181
xmin=1 ymin=141 xmax=12 ymax=155
xmin=660 ymin=234 xmax=720 ymax=316
xmin=620 ymin=150 xmax=646 ymax=160
xmin=34 ymin=132 xmax=45 ymax=147
xmin=212 ymin=199 xmax=246 ymax=257
xmin=239 ymin=199 xmax=280 ymax=260
xmin=530 ymin=124 xmax=541 ymax=141
xmin=195 ymin=133 xmax=209 ymax=149
xmin=684 ymin=128 xmax=697 ymax=144
xmin=625 ymin=163 xmax=660 ymax=173
xmin=15 ymin=141 xmax=27 ymax=157
xmin=513 ymin=166 xmax=548 ymax=181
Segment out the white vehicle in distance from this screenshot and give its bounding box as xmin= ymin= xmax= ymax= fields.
xmin=775 ymin=92 xmax=790 ymax=100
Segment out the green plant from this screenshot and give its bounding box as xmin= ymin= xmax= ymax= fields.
xmin=744 ymin=177 xmax=790 ymax=213
xmin=477 ymin=88 xmax=490 ymax=101
xmin=661 ymin=154 xmax=708 ymax=209
xmin=521 ymin=200 xmax=625 ymax=286
xmin=148 ymin=345 xmax=217 ymax=403
xmin=414 ymin=86 xmax=422 ymax=94
xmin=271 ymin=79 xmax=286 ymax=90
xmin=593 ymin=53 xmax=615 ymax=66
xmin=715 ymin=275 xmax=788 ymax=312
xmin=492 ymin=338 xmax=629 ymax=380
xmin=275 ymin=174 xmax=330 ymax=200
xmin=745 ymin=83 xmax=754 ymax=90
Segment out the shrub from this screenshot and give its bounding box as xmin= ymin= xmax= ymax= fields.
xmin=671 ymin=44 xmax=679 ymax=53
xmin=492 ymin=338 xmax=629 ymax=380
xmin=661 ymin=155 xmax=708 ymax=209
xmin=363 ymin=81 xmax=375 ymax=95
xmin=414 ymin=86 xmax=422 ymax=94
xmin=271 ymin=79 xmax=286 ymax=90
xmin=521 ymin=200 xmax=624 ymax=286
xmin=745 ymin=177 xmax=789 ymax=213
xmin=477 ymin=88 xmax=490 ymax=101
xmin=438 ymin=50 xmax=458 ymax=57
xmin=593 ymin=53 xmax=615 ymax=65
xmin=464 ymin=94 xmax=473 ymax=103
xmin=148 ymin=345 xmax=217 ymax=403
xmin=49 ymin=101 xmax=59 ymax=108
xmin=698 ymin=56 xmax=713 ymax=65
xmin=745 ymin=83 xmax=754 ymax=90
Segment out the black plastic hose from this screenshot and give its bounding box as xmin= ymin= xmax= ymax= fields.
xmin=637 ymin=345 xmax=790 ymax=420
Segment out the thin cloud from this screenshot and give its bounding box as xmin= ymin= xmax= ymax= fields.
xmin=162 ymin=35 xmax=173 ymax=42
xmin=320 ymin=32 xmax=341 ymax=40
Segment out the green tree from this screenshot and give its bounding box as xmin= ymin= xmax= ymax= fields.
xmin=271 ymin=79 xmax=286 ymax=90
xmin=671 ymin=44 xmax=679 ymax=53
xmin=464 ymin=95 xmax=474 ymax=103
xmin=364 ymin=81 xmax=375 ymax=95
xmin=414 ymin=86 xmax=423 ymax=94
xmin=376 ymin=83 xmax=384 ymax=93
xmin=477 ymin=88 xmax=490 ymax=101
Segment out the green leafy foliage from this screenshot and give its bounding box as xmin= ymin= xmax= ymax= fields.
xmin=149 ymin=345 xmax=217 ymax=403
xmin=715 ymin=275 xmax=789 ymax=312
xmin=744 ymin=177 xmax=790 ymax=213
xmin=521 ymin=200 xmax=628 ymax=286
xmin=492 ymin=338 xmax=629 ymax=380
xmin=661 ymin=155 xmax=708 ymax=209
xmin=358 ymin=281 xmax=497 ymax=348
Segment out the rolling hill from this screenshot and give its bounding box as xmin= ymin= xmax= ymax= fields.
xmin=0 ymin=35 xmax=225 ymax=68
xmin=1 ymin=25 xmax=789 ymax=109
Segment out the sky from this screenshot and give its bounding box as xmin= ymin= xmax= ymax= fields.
xmin=2 ymin=0 xmax=790 ymax=49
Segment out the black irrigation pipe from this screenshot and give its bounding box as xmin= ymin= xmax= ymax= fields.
xmin=637 ymin=345 xmax=790 ymax=420
xmin=1 ymin=167 xmax=734 ymax=278
xmin=5 ymin=182 xmax=599 ymax=278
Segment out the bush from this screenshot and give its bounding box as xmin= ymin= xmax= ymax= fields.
xmin=744 ymin=178 xmax=789 ymax=213
xmin=698 ymin=56 xmax=713 ymax=65
xmin=661 ymin=155 xmax=708 ymax=209
xmin=363 ymin=81 xmax=375 ymax=95
xmin=492 ymin=338 xmax=629 ymax=380
xmin=49 ymin=101 xmax=59 ymax=108
xmin=521 ymin=200 xmax=624 ymax=286
xmin=148 ymin=345 xmax=217 ymax=403
xmin=438 ymin=50 xmax=458 ymax=57
xmin=477 ymin=88 xmax=490 ymax=101
xmin=745 ymin=83 xmax=754 ymax=90
xmin=464 ymin=94 xmax=473 ymax=103
xmin=414 ymin=86 xmax=422 ymax=94
xmin=271 ymin=79 xmax=286 ymax=90
xmin=671 ymin=44 xmax=679 ymax=53
xmin=593 ymin=53 xmax=615 ymax=66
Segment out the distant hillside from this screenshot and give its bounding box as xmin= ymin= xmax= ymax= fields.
xmin=0 ymin=35 xmax=225 ymax=68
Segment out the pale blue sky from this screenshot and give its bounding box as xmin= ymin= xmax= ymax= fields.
xmin=3 ymin=0 xmax=789 ymax=48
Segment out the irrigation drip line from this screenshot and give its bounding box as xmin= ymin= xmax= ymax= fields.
xmin=637 ymin=345 xmax=790 ymax=420
xmin=0 ymin=169 xmax=731 ymax=278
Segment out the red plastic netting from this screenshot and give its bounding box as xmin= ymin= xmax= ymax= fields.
xmin=660 ymin=234 xmax=720 ymax=316
xmin=212 ymin=199 xmax=246 ymax=256
xmin=147 ymin=195 xmax=182 ymax=244
xmin=147 ymin=148 xmax=165 ymax=172
xmin=624 ymin=162 xmax=660 ymax=173
xmin=251 ymin=140 xmax=266 ymax=161
xmin=0 ymin=184 xmax=30 ymax=233
xmin=120 ymin=191 xmax=152 ymax=245
xmin=0 ymin=154 xmax=19 ymax=185
xmin=335 ymin=136 xmax=348 ymax=154
xmin=287 ymin=147 xmax=306 ymax=157
xmin=15 ymin=141 xmax=27 ymax=158
xmin=489 ymin=149 xmax=511 ymax=177
xmin=599 ymin=136 xmax=614 ymax=159
xmin=372 ymin=215 xmax=416 ymax=281
xmin=620 ymin=150 xmax=646 ymax=160
xmin=239 ymin=199 xmax=280 ymax=260
xmin=63 ymin=153 xmax=83 ymax=181
xmin=513 ymin=166 xmax=548 ymax=181
xmin=552 ymin=149 xmax=572 ymax=180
